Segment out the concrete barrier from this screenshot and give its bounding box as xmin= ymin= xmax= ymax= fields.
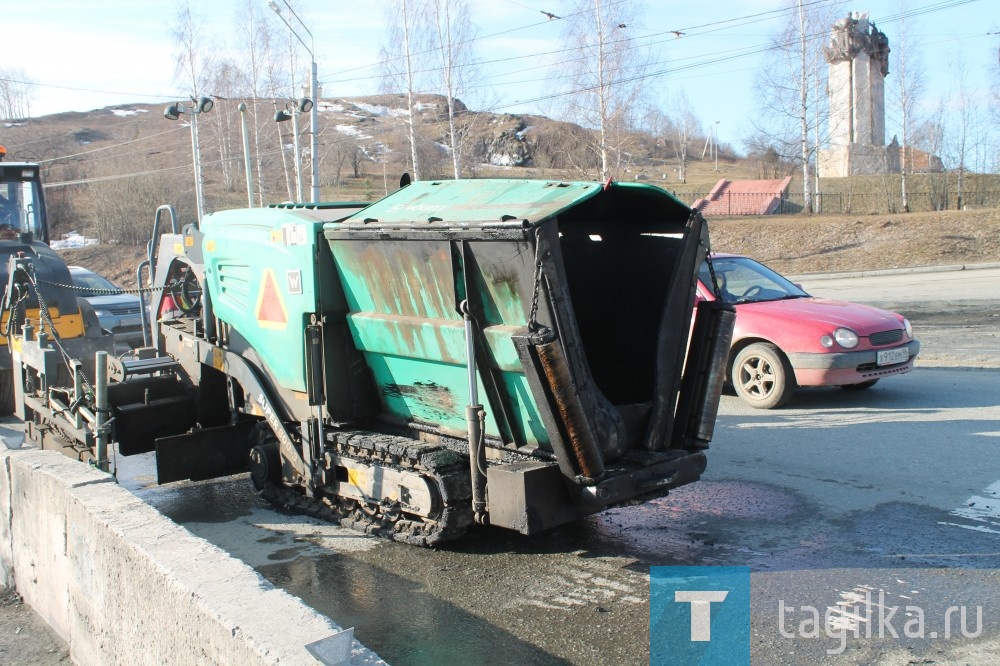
xmin=0 ymin=447 xmax=385 ymax=665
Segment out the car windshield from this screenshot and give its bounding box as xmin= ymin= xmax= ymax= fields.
xmin=700 ymin=256 xmax=809 ymax=304
xmin=71 ymin=271 xmax=122 ymax=294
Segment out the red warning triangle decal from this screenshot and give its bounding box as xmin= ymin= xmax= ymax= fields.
xmin=255 ymin=269 xmax=288 ymax=329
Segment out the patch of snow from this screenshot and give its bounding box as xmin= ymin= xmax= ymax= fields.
xmin=435 ymin=142 xmax=452 ymax=154
xmin=359 ymin=143 xmax=391 ymax=161
xmin=335 ymin=125 xmax=371 ymax=139
xmin=317 ymin=101 xmax=341 ymax=113
xmin=110 ymin=108 xmax=149 ymax=117
xmin=515 ymin=125 xmax=534 ymax=140
xmin=413 ymin=102 xmax=438 ymax=111
xmin=51 ymin=231 xmax=99 ymax=249
xmin=4 ymin=122 xmax=23 ymax=128
xmin=352 ymin=102 xmax=408 ymax=118
xmin=352 ymin=102 xmax=392 ymax=117
xmin=490 ymin=153 xmax=524 ymax=167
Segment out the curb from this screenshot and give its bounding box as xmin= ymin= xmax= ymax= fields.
xmin=0 ymin=447 xmax=385 ymax=666
xmin=787 ymin=262 xmax=1000 ymax=282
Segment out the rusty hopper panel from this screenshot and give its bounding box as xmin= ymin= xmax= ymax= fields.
xmin=323 ymin=179 xmax=702 ymax=468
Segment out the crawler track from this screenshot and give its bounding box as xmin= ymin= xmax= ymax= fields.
xmin=263 ymin=430 xmax=473 ymax=547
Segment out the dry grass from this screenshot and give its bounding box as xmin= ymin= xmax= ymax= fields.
xmin=62 ymin=205 xmax=1000 ymax=289
xmin=60 ymin=244 xmax=147 ymax=288
xmin=18 ymin=101 xmax=991 ymax=280
xmin=707 ymin=207 xmax=1000 ymax=274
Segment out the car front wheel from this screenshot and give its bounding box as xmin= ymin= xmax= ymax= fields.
xmin=732 ymin=342 xmax=794 ymax=409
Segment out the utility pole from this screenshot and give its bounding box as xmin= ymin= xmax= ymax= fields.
xmin=714 ymin=121 xmax=720 ymax=171
xmin=164 ymin=96 xmax=215 ymax=220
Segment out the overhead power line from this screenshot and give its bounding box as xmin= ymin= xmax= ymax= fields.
xmin=27 ymin=0 xmax=988 ymax=182
xmin=0 ymin=76 xmax=185 ymax=105
xmin=36 ymin=127 xmax=190 ymax=165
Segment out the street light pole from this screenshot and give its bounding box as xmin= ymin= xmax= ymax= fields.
xmin=191 ymin=113 xmax=205 ymax=217
xmin=269 ymin=0 xmax=319 ymax=203
xmin=164 ymin=96 xmax=215 ymax=220
xmin=309 ymin=58 xmax=318 ymax=202
xmin=275 ymin=98 xmax=313 ymax=202
xmin=291 ymin=108 xmax=303 ymax=201
xmin=238 ymin=102 xmax=254 ymax=208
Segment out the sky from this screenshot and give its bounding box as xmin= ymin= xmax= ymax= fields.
xmin=3 ymin=0 xmax=997 ymax=150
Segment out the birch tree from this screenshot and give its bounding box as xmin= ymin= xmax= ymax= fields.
xmin=553 ymin=0 xmax=658 ymax=181
xmin=750 ymin=0 xmax=835 ymax=212
xmin=668 ymin=95 xmax=699 ymax=184
xmin=992 ymin=35 xmax=1000 ymax=154
xmin=0 ymin=68 xmax=34 ymax=120
xmin=234 ymin=0 xmax=282 ymax=205
xmin=914 ymin=102 xmax=947 ymax=209
xmin=205 ymin=60 xmax=243 ymax=193
xmin=171 ymin=3 xmax=215 ymax=215
xmin=380 ymin=0 xmax=428 ymax=181
xmin=429 ymin=0 xmax=477 ymax=179
xmin=890 ymin=2 xmax=925 ymax=212
xmin=271 ymin=0 xmax=310 ymax=201
xmin=948 ymin=53 xmax=973 ymax=210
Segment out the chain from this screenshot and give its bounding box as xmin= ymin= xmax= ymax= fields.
xmin=705 ymin=250 xmax=723 ymax=301
xmin=527 ymin=230 xmax=545 ymax=332
xmin=36 ymin=278 xmax=162 ymax=296
xmin=0 ymin=285 xmax=29 ymax=337
xmin=25 ymin=273 xmax=97 ymax=398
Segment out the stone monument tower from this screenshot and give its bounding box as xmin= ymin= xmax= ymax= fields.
xmin=818 ymin=12 xmax=900 ymax=177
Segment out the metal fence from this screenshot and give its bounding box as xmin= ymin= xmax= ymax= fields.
xmin=680 ymin=188 xmax=1000 ymax=216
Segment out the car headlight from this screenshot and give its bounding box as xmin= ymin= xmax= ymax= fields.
xmin=903 ymin=318 xmax=912 ymax=338
xmin=833 ymin=327 xmax=859 ymax=349
xmin=94 ymin=309 xmax=111 ymax=319
xmin=820 ymin=335 xmax=834 ymax=348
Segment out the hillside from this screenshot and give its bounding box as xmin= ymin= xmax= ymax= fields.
xmin=3 ymin=95 xmax=995 ymax=282
xmin=59 ymin=205 xmax=1000 ymax=290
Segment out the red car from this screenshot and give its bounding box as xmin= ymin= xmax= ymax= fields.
xmin=697 ymin=254 xmax=920 ymax=408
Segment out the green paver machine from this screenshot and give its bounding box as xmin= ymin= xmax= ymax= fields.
xmin=13 ymin=179 xmax=734 ymax=545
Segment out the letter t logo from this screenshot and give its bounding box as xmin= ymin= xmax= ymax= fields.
xmin=675 ymin=591 xmax=729 ymax=641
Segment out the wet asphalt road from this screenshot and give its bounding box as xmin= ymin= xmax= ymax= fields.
xmin=118 ymin=365 xmax=1000 ymax=666
xmin=103 ymin=268 xmax=1000 ymax=664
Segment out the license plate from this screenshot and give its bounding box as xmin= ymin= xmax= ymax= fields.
xmin=119 ymin=317 xmax=142 ymax=328
xmin=877 ymin=347 xmax=909 ymax=366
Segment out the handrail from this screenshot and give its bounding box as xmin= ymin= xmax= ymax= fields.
xmin=136 ymin=259 xmax=152 ymax=348
xmin=147 ymin=205 xmax=179 ymax=284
